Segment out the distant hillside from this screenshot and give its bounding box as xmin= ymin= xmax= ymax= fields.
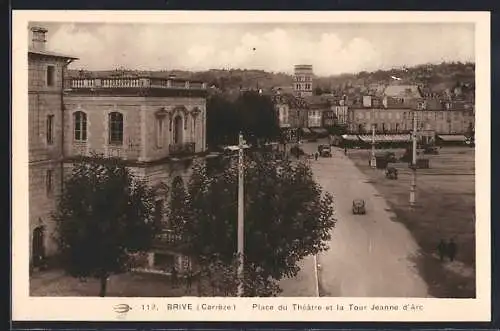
xmin=68 ymin=61 xmax=475 ymax=100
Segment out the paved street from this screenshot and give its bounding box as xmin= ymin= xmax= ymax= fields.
xmin=281 ymin=141 xmax=430 ymax=297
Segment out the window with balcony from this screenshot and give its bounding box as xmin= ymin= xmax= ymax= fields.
xmin=108 ymin=112 xmax=123 ymax=145
xmin=73 ymin=111 xmax=87 ymax=141
xmin=46 ymin=114 xmax=54 ymax=145
xmin=46 ymin=65 xmax=55 ymax=87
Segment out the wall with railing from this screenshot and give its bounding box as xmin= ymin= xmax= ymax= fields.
xmin=68 ymin=77 xmax=207 ymax=90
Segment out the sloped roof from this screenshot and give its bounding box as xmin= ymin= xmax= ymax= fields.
xmin=28 ymin=48 xmax=78 ymax=60
xmin=425 ymin=98 xmax=445 ymax=111
xmin=384 ymin=85 xmax=422 ymax=98
xmin=274 ymin=93 xmax=309 ymax=108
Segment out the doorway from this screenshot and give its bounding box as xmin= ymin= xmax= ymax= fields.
xmin=32 ymin=226 xmax=45 ymax=267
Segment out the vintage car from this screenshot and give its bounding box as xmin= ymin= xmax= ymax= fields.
xmin=423 ymin=146 xmax=439 ymax=155
xmin=352 ymin=199 xmax=366 ymax=215
xmin=318 ymin=144 xmax=332 ymax=158
xmin=385 ymin=166 xmax=398 ymax=180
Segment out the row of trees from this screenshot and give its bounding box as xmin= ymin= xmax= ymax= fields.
xmin=206 ymin=91 xmax=281 ymax=148
xmin=54 ymin=152 xmax=336 ymax=296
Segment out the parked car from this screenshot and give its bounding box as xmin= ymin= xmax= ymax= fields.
xmin=318 ymin=144 xmax=332 ymax=157
xmin=352 ymin=199 xmax=366 ymax=215
xmin=423 ymin=146 xmax=439 ymax=155
xmin=385 ymin=167 xmax=398 ymax=180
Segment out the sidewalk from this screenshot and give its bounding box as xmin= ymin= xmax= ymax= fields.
xmin=30 ymin=269 xmax=200 ymax=297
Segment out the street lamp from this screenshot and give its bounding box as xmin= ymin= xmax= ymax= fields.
xmin=222 ymin=133 xmax=250 ymax=297
xmin=237 ymin=132 xmax=248 ymax=296
xmin=370 ymin=108 xmax=377 ymax=168
xmin=409 ymin=110 xmax=418 ymax=208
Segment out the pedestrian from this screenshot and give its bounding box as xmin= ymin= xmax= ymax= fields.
xmin=171 ymin=265 xmax=178 ymax=288
xmin=437 ymin=239 xmax=446 ymax=262
xmin=314 ymin=152 xmax=319 ymax=161
xmin=447 ymin=238 xmax=457 ymax=262
xmin=344 ymin=146 xmax=347 ymax=155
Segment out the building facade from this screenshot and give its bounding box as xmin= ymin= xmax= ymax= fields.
xmin=346 ymin=84 xmax=474 ymax=141
xmin=28 ymin=26 xmax=209 ymax=274
xmin=273 ymin=94 xmax=309 ymax=129
xmin=307 ymin=109 xmax=322 ymax=127
xmin=293 ymin=64 xmax=313 ymax=97
xmin=332 ymin=104 xmax=349 ymax=126
xmin=63 ymin=74 xmax=208 ymax=273
xmin=28 ymin=27 xmax=78 ymax=269
xmin=347 ymin=106 xmax=474 ymax=137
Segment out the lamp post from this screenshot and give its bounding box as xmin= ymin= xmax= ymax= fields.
xmin=410 ymin=110 xmax=418 ymax=208
xmin=370 ymin=108 xmax=377 ymax=168
xmin=237 ymin=132 xmax=245 ymax=297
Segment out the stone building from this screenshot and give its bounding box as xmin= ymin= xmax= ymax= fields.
xmin=63 ymin=73 xmax=208 ymax=273
xmin=273 ymin=94 xmax=309 ymax=129
xmin=28 ymin=26 xmax=78 ymax=270
xmin=293 ymin=64 xmax=313 ymax=97
xmin=347 ymin=87 xmax=475 ymax=145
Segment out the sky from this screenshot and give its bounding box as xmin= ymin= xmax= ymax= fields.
xmin=32 ymin=22 xmax=475 ymax=76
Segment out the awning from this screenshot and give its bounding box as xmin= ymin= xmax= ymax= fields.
xmin=437 ymin=134 xmax=466 ymax=142
xmin=341 ymin=134 xmax=360 ymax=141
xmin=358 ymin=135 xmax=373 ymax=143
xmin=358 ymin=134 xmax=411 ymax=143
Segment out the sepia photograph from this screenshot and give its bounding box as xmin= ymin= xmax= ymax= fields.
xmin=12 ymin=10 xmax=491 ymax=322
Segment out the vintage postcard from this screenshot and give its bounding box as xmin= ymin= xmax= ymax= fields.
xmin=12 ymin=10 xmax=491 ymax=322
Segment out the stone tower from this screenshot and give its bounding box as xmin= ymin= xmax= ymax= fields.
xmin=293 ymin=64 xmax=313 ymax=97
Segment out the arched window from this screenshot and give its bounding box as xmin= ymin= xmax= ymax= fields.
xmin=108 ymin=112 xmax=123 ymax=145
xmin=73 ymin=111 xmax=87 ymax=141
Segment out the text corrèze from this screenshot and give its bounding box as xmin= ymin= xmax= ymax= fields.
xmin=165 ymin=303 xmax=236 ymax=311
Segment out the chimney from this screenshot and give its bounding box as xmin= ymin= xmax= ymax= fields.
xmin=31 ymin=26 xmax=48 ymax=51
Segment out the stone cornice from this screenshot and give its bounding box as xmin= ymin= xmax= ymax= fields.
xmin=64 ymin=88 xmax=208 ymax=98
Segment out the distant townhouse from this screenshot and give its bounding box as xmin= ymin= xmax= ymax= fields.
xmin=346 ymin=84 xmax=475 ymax=145
xmin=273 ymin=93 xmax=308 ymax=129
